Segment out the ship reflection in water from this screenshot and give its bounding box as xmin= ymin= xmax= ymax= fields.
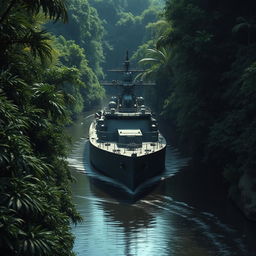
xmin=68 ymin=127 xmax=255 ymax=256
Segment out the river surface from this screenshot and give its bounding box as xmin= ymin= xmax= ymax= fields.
xmin=67 ymin=112 xmax=256 ymax=256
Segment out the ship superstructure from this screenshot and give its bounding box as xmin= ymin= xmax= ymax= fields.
xmin=89 ymin=52 xmax=166 ymax=192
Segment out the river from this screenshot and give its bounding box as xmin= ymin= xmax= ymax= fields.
xmin=67 ymin=112 xmax=256 ymax=256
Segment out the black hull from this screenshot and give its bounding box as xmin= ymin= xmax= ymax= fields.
xmin=89 ymin=142 xmax=166 ymax=191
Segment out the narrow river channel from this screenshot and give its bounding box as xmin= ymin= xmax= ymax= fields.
xmin=67 ymin=112 xmax=256 ymax=256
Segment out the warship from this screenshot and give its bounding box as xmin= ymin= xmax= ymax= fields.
xmin=89 ymin=52 xmax=166 ymax=192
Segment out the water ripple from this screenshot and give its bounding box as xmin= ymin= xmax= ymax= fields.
xmin=68 ymin=113 xmax=253 ymax=256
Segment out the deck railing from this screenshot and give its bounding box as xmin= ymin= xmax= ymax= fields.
xmin=104 ymin=106 xmax=151 ymax=116
xmin=90 ymin=137 xmax=165 ymax=155
xmin=90 ymin=120 xmax=165 ymax=155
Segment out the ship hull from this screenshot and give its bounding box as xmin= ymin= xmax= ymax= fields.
xmin=89 ymin=141 xmax=166 ymax=191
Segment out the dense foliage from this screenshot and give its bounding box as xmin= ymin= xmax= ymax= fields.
xmin=49 ymin=36 xmax=104 ymax=117
xmin=138 ymin=0 xmax=256 ymax=218
xmin=90 ymin=0 xmax=162 ymax=73
xmin=0 ymin=1 xmax=85 ymax=255
xmin=47 ymin=0 xmax=105 ymax=77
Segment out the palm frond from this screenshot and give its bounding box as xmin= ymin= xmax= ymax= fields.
xmin=32 ymin=83 xmax=67 ymax=119
xmin=147 ymin=48 xmax=169 ymax=62
xmin=23 ymin=29 xmax=53 ymax=64
xmin=136 ymin=47 xmax=170 ymax=82
xmin=23 ymin=0 xmax=68 ymax=22
xmin=138 ymin=57 xmax=160 ymax=64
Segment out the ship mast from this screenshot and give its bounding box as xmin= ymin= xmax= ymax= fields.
xmin=124 ymin=50 xmax=130 ymax=72
xmin=102 ymin=51 xmax=154 ymax=87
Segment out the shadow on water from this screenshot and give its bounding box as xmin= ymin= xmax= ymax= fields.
xmin=68 ymin=112 xmax=256 ymax=256
xmin=89 ymin=176 xmax=161 ymax=204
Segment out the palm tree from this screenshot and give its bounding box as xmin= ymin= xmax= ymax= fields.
xmin=0 ymin=10 xmax=54 ymax=64
xmin=136 ymin=47 xmax=170 ymax=81
xmin=0 ymin=0 xmax=68 ymax=24
xmin=0 ymin=0 xmax=68 ymax=65
xmin=32 ymin=83 xmax=67 ymax=121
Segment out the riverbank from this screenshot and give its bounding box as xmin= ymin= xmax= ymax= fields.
xmin=159 ymin=118 xmax=256 ymax=223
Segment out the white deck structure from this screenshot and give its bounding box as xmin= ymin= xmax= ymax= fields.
xmin=89 ymin=121 xmax=166 ymax=157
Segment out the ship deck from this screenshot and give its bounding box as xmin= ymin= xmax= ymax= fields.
xmin=89 ymin=122 xmax=166 ymax=157
xmin=104 ymin=109 xmax=151 ymax=118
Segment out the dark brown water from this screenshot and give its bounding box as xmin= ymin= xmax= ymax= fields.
xmin=68 ymin=112 xmax=256 ymax=256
